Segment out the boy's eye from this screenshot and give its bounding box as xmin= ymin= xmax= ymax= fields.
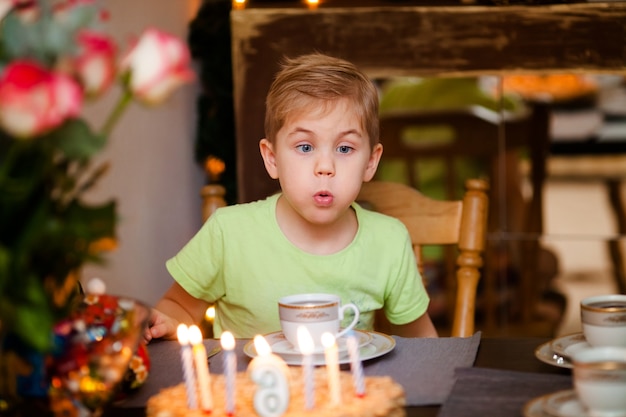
xmin=337 ymin=145 xmax=353 ymax=154
xmin=296 ymin=144 xmax=313 ymax=153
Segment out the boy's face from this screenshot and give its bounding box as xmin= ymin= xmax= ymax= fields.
xmin=260 ymin=98 xmax=382 ymax=227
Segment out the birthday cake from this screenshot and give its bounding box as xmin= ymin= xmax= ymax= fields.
xmin=146 ymin=366 xmax=406 ymax=417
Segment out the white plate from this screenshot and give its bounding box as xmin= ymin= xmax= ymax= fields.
xmin=535 ymin=340 xmax=573 ymax=369
xmin=550 ymin=333 xmax=590 ymax=359
xmin=265 ymin=329 xmax=372 ymax=356
xmin=524 ymin=390 xmax=587 ymax=417
xmin=244 ymin=330 xmax=395 ymax=366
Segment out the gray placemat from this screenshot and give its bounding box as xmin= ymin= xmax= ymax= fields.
xmin=365 ymin=332 xmax=481 ymax=406
xmin=120 ymin=333 xmax=481 ymax=408
xmin=438 ymin=367 xmax=573 ymax=417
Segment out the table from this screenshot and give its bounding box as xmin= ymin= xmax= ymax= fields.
xmin=406 ymin=337 xmax=569 ymax=417
xmin=104 ymin=335 xmax=570 ymax=417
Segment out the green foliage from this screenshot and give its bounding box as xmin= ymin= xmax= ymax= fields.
xmin=0 ymin=124 xmax=116 ymax=352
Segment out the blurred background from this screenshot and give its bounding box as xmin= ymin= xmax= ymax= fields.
xmin=83 ymin=0 xmax=626 ymax=339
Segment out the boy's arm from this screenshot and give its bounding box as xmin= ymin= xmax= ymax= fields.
xmin=145 ymin=282 xmax=211 ymax=342
xmin=388 ymin=313 xmax=439 ymax=338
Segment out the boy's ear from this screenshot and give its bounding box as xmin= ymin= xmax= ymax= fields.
xmin=363 ymin=143 xmax=383 ymax=182
xmin=259 ymin=138 xmax=279 ymax=179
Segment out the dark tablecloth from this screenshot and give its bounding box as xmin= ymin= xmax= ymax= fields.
xmin=118 ymin=332 xmax=481 ymax=408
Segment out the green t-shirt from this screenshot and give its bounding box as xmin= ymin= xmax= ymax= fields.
xmin=166 ymin=193 xmax=429 ymax=338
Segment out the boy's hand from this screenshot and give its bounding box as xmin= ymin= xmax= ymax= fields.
xmin=144 ymin=308 xmax=179 ymax=343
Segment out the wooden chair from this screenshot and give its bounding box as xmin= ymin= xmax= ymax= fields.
xmin=357 ymin=178 xmax=489 ymax=337
xmin=376 ymin=104 xmax=551 ymax=333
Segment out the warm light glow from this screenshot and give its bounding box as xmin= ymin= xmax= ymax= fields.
xmin=79 ymin=376 xmax=105 ymax=393
xmin=221 ymin=331 xmax=235 ymax=350
xmin=297 ymin=326 xmax=314 ymax=355
xmin=189 ymin=325 xmax=203 ymax=345
xmin=306 ymin=0 xmax=319 ymax=10
xmin=253 ymin=335 xmax=272 ymax=356
xmin=321 ymin=332 xmax=335 ymax=348
xmin=177 ymin=323 xmax=189 ymax=345
xmin=205 ymin=306 xmax=215 ymax=322
xmin=232 ymin=0 xmax=246 ymax=10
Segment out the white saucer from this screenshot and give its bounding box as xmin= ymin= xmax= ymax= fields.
xmin=524 ymin=390 xmax=587 ymax=417
xmin=243 ymin=330 xmax=395 ymax=366
xmin=534 ymin=340 xmax=573 ymax=369
xmin=550 ymin=333 xmax=590 ymax=359
xmin=264 ymin=329 xmax=372 ymax=356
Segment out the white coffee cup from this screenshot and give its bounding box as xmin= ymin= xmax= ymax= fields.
xmin=572 ymin=346 xmax=626 ymax=417
xmin=278 ymin=293 xmax=360 ymax=350
xmin=581 ymin=294 xmax=626 ymax=347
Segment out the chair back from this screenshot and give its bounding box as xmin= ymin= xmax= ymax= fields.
xmin=377 ymin=105 xmax=550 ymax=332
xmin=357 ymin=178 xmax=489 ymax=337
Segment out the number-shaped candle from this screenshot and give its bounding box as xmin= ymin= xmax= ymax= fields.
xmin=248 ymin=335 xmax=290 ymax=417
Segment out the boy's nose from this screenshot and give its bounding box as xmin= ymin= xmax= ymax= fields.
xmin=315 ymin=153 xmax=335 ymax=176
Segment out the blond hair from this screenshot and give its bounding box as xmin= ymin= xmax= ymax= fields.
xmin=264 ymin=53 xmax=379 ymax=148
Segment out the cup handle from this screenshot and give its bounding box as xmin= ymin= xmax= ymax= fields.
xmin=335 ymin=303 xmax=360 ymax=339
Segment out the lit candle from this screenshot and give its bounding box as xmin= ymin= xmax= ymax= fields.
xmin=188 ymin=325 xmax=213 ymax=412
xmin=177 ymin=324 xmax=198 ymax=409
xmin=221 ymin=331 xmax=236 ymax=415
xmin=297 ymin=326 xmax=315 ymax=410
xmin=346 ymin=330 xmax=365 ymax=397
xmin=321 ymin=332 xmax=341 ymax=405
xmin=306 ymin=0 xmax=319 ymax=10
xmin=232 ymin=0 xmax=246 ymax=10
xmin=248 ymin=335 xmax=290 ymax=417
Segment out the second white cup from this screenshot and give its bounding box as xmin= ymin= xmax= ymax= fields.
xmin=581 ymin=294 xmax=626 ymax=347
xmin=278 ymin=293 xmax=360 ymax=350
xmin=572 ymin=346 xmax=626 ymax=417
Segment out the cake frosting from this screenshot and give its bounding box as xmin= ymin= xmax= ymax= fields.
xmin=147 ymin=366 xmax=406 ymax=417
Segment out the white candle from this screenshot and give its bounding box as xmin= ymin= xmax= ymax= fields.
xmin=297 ymin=326 xmax=315 ymax=410
xmin=346 ymin=331 xmax=365 ymax=397
xmin=177 ymin=324 xmax=198 ymax=409
xmin=248 ymin=335 xmax=290 ymax=417
xmin=188 ymin=325 xmax=213 ymax=412
xmin=321 ymin=332 xmax=341 ymax=405
xmin=221 ymin=331 xmax=236 ymax=415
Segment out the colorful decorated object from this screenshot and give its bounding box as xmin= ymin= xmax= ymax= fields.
xmin=118 ymin=342 xmax=151 ymax=398
xmin=48 ymin=294 xmax=151 ymax=415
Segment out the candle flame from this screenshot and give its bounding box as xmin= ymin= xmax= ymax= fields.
xmin=221 ymin=331 xmax=235 ymax=350
xmin=321 ymin=332 xmax=335 ymax=348
xmin=297 ymin=326 xmax=315 ymax=355
xmin=205 ymin=306 xmax=215 ymax=321
xmin=306 ymin=0 xmax=319 ymax=9
xmin=189 ymin=325 xmax=203 ymax=345
xmin=177 ymin=323 xmax=189 ymax=345
xmin=254 ymin=335 xmax=272 ymax=356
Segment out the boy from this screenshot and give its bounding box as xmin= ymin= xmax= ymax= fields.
xmin=145 ymin=53 xmax=437 ymax=342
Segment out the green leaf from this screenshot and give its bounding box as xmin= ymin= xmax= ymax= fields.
xmin=12 ymin=285 xmax=55 ymax=352
xmin=66 ymin=200 xmax=117 ymax=241
xmin=0 ymin=271 xmax=55 ymax=352
xmin=51 ymin=119 xmax=107 ymax=160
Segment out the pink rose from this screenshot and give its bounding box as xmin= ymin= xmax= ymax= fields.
xmin=0 ymin=61 xmax=83 ymax=138
xmin=75 ymin=30 xmax=117 ymax=97
xmin=120 ymin=28 xmax=194 ymax=105
xmin=0 ymin=0 xmax=13 ymax=21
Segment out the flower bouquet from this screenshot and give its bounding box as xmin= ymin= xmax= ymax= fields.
xmin=0 ymin=0 xmax=193 ymax=360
